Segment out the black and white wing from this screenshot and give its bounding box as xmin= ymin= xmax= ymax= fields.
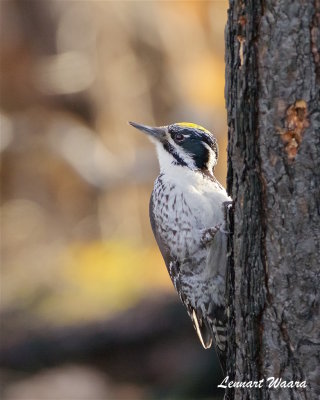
xmin=149 ymin=193 xmax=215 ymax=350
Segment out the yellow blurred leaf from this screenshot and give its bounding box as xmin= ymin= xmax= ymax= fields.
xmin=36 ymin=241 xmax=172 ymax=324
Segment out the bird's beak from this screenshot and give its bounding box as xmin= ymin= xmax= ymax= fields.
xmin=128 ymin=121 xmax=166 ymax=142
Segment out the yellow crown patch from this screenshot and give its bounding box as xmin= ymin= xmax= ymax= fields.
xmin=176 ymin=122 xmax=211 ymax=134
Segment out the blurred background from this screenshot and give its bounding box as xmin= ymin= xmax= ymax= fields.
xmin=0 ymin=1 xmax=228 ymax=399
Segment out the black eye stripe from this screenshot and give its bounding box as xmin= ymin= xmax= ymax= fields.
xmin=169 ymin=126 xmax=216 ymax=149
xmin=166 ymin=124 xmax=218 ymax=172
xmin=163 ymin=141 xmax=188 ymax=166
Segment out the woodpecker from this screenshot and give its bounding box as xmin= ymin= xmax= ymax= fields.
xmin=129 ymin=121 xmax=231 ymax=371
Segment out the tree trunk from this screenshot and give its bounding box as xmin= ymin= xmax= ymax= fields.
xmin=225 ymin=1 xmax=320 ymax=399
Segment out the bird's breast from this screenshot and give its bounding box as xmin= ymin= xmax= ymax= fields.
xmin=152 ymin=174 xmax=227 ymax=260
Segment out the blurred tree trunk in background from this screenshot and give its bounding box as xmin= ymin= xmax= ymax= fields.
xmin=224 ymin=1 xmax=320 ymax=399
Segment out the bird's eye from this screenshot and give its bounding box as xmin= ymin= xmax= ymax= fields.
xmin=174 ymin=133 xmax=184 ymax=143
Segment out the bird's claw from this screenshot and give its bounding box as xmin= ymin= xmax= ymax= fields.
xmin=201 ymin=224 xmax=222 ymax=246
xmin=223 ymin=200 xmax=233 ymax=210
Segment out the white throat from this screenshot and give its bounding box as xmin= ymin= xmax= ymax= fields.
xmin=155 ymin=142 xmax=194 ymax=173
xmin=155 ymin=142 xmax=210 ymax=189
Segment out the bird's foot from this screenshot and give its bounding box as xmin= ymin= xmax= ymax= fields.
xmin=201 ymin=224 xmax=222 ymax=246
xmin=223 ymin=200 xmax=233 ymax=210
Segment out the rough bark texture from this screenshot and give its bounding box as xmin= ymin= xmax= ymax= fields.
xmin=225 ymin=1 xmax=320 ymax=399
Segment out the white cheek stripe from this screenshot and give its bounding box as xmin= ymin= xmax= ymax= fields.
xmin=155 ymin=135 xmax=216 ymax=174
xmin=203 ymin=142 xmax=216 ymax=171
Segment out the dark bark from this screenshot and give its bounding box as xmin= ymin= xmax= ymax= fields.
xmin=225 ymin=1 xmax=320 ymax=399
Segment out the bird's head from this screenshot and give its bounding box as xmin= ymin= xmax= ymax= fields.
xmin=129 ymin=121 xmax=218 ymax=175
